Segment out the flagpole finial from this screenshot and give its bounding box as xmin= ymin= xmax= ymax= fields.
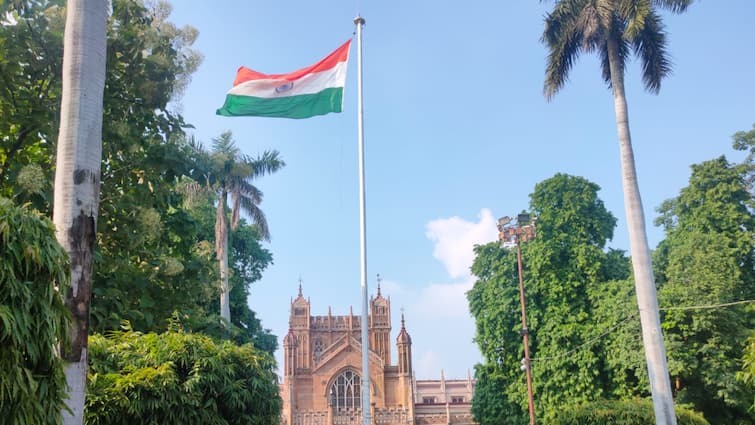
xmin=354 ymin=15 xmax=365 ymax=25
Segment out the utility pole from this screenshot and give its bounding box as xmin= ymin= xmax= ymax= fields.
xmin=498 ymin=213 xmax=537 ymax=425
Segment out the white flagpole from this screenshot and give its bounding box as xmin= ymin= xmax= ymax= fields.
xmin=354 ymin=15 xmax=371 ymax=425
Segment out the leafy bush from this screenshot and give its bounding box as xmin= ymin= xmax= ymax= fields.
xmin=547 ymin=399 xmax=710 ymax=425
xmin=86 ymin=324 xmax=281 ymax=425
xmin=738 ymin=332 xmax=755 ymax=412
xmin=0 ymin=197 xmax=70 ymax=425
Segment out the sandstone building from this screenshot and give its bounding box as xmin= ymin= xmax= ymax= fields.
xmin=280 ymin=284 xmax=476 ymax=425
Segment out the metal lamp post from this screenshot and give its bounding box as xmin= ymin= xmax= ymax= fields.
xmin=497 ymin=213 xmax=537 ymax=425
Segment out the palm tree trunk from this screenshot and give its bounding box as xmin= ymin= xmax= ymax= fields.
xmin=52 ymin=0 xmax=107 ymax=423
xmin=607 ymin=38 xmax=677 ymax=425
xmin=216 ymin=190 xmax=231 ymax=322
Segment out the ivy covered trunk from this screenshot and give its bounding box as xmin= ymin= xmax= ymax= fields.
xmin=52 ymin=0 xmax=107 ymax=423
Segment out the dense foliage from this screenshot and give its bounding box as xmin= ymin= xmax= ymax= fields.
xmin=86 ymin=324 xmax=281 ymax=425
xmin=652 ymin=130 xmax=755 ymax=424
xmin=0 ymin=1 xmax=64 ymax=209
xmin=468 ymin=130 xmax=755 ymax=425
xmin=468 ymin=174 xmax=631 ymax=422
xmin=548 ymin=399 xmax=710 ymax=425
xmin=0 ymin=198 xmax=69 ymax=425
xmin=1 ymin=0 xmax=282 ymax=422
xmin=739 ymin=334 xmax=755 ymax=412
xmin=0 ymin=0 xmax=278 ymax=346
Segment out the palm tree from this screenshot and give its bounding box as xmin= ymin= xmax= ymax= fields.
xmin=52 ymin=0 xmax=107 ymax=423
xmin=209 ymin=131 xmax=284 ymax=323
xmin=539 ymin=1 xmax=692 ymax=424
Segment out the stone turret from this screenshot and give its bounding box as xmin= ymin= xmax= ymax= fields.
xmin=396 ymin=313 xmax=412 ymax=375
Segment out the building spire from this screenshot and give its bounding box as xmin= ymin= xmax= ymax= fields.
xmin=376 ymin=273 xmax=382 ymax=297
xmin=400 ymin=308 xmax=406 ymax=329
xmin=298 ymin=275 xmax=303 ymax=297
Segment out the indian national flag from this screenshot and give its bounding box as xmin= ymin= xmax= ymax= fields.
xmin=216 ymin=40 xmax=352 ymax=119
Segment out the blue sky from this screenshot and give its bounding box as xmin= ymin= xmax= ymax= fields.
xmin=167 ymin=1 xmax=754 ymax=379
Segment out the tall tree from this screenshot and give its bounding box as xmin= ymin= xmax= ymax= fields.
xmin=540 ymin=1 xmax=693 ymax=423
xmin=207 ymin=131 xmax=284 ymax=322
xmin=52 ymin=0 xmax=106 ymax=423
xmin=468 ymin=174 xmax=627 ymax=423
xmin=1 ymin=0 xmax=278 ymax=347
xmin=653 ymin=135 xmax=755 ymax=424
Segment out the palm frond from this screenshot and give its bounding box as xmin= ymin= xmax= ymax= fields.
xmin=541 ymin=0 xmax=687 ymax=98
xmin=594 ymin=0 xmax=615 ymax=30
xmin=187 ymin=134 xmax=206 ymax=154
xmin=211 ymin=131 xmax=240 ymax=157
xmin=245 ymin=150 xmax=285 ymax=177
xmin=230 ymin=182 xmax=263 ymax=230
xmin=619 ymin=0 xmax=651 ymax=40
xmin=576 ymin=3 xmax=603 ymax=52
xmin=543 ymin=0 xmax=588 ymax=99
xmin=632 ymin=9 xmax=671 ymax=93
xmin=236 ymin=180 xmax=263 ymax=205
xmin=239 ymin=197 xmax=270 ymax=241
xmin=651 ymin=0 xmax=693 ymax=13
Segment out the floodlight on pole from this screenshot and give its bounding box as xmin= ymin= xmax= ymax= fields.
xmin=497 ymin=215 xmax=537 ymax=425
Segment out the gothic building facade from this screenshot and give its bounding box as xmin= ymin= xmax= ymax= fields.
xmin=280 ymin=285 xmax=476 ymax=425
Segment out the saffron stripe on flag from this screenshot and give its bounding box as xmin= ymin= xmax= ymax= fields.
xmin=233 ymin=40 xmax=352 ymax=85
xmin=217 ymin=39 xmax=351 ymax=119
xmin=228 ymin=61 xmax=348 ymax=99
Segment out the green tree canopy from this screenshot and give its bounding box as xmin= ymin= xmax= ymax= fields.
xmin=652 ymin=131 xmax=755 ymax=424
xmin=0 ymin=0 xmax=64 ymax=209
xmin=1 ymin=0 xmax=279 ymax=352
xmin=468 ymin=174 xmax=629 ymax=423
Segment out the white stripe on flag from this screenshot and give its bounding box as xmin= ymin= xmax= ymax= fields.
xmin=228 ymin=61 xmax=348 ymax=99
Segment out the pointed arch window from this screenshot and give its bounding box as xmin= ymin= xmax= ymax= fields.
xmin=330 ymin=370 xmax=361 ymax=410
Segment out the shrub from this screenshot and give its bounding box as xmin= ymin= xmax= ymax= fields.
xmin=86 ymin=324 xmax=281 ymax=425
xmin=0 ymin=198 xmax=70 ymax=425
xmin=548 ymin=398 xmax=710 ymax=425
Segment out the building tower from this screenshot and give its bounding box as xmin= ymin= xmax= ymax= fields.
xmin=396 ymin=313 xmax=412 ymax=375
xmin=396 ymin=312 xmax=414 ymax=419
xmin=369 ymin=275 xmax=391 ymax=364
xmin=289 ymin=282 xmax=311 ymax=371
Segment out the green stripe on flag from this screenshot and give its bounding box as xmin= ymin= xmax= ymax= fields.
xmin=216 ymin=87 xmax=344 ymax=119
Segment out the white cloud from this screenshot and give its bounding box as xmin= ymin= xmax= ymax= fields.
xmin=425 ymin=208 xmax=499 ymax=279
xmin=414 ymin=280 xmax=474 ymax=319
